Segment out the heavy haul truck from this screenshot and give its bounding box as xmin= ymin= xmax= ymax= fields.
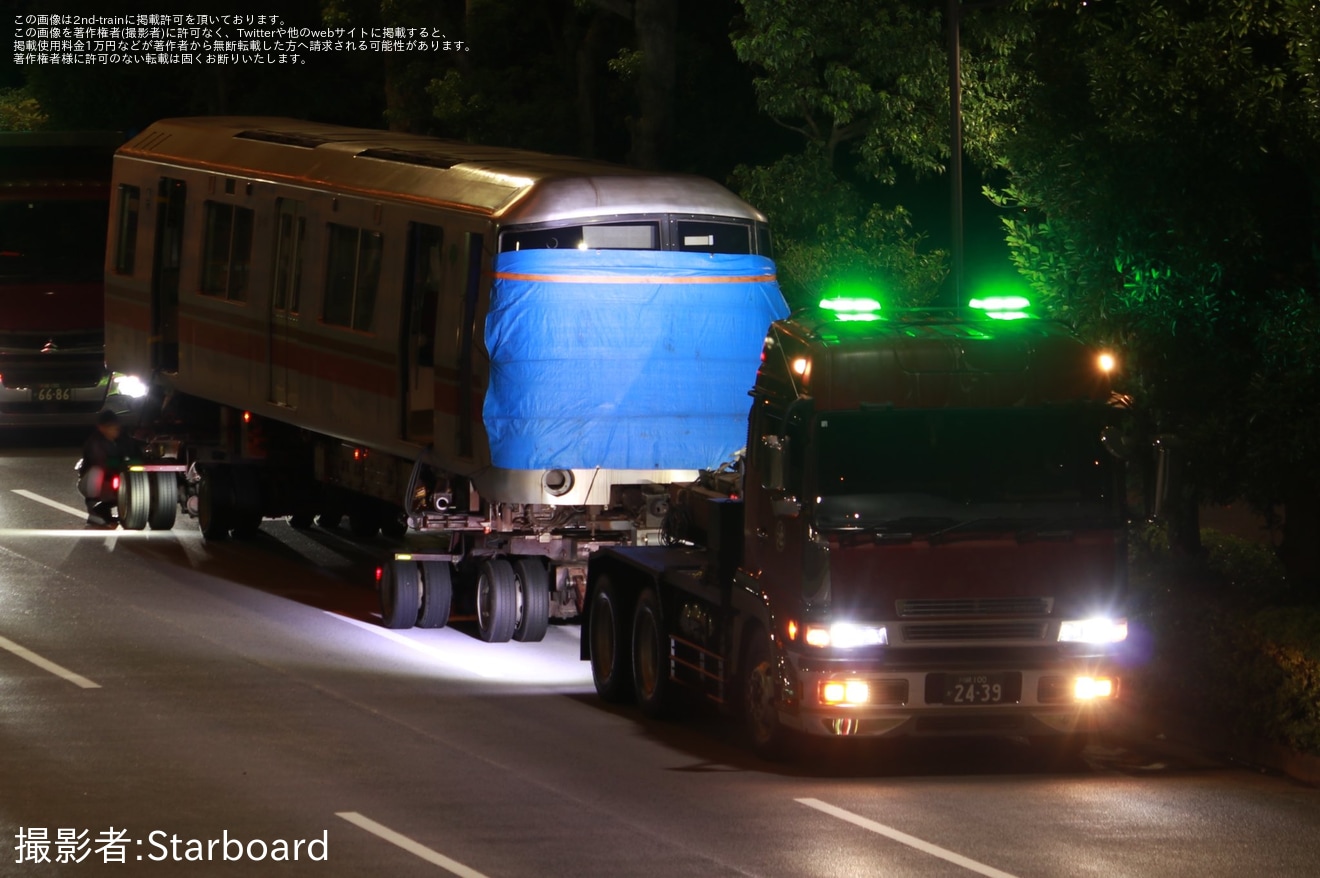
xmin=101 ymin=117 xmax=788 ymax=641
xmin=582 ymin=296 xmax=1130 ymax=756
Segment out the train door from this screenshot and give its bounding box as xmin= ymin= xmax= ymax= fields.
xmin=150 ymin=177 xmax=186 ymax=371
xmin=268 ymin=199 xmax=305 ymax=408
xmin=400 ymin=222 xmax=443 ymax=440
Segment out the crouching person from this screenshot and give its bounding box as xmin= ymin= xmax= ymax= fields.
xmin=78 ymin=409 xmax=135 ymax=526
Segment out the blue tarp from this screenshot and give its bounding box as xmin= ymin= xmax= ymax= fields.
xmin=484 ymin=249 xmax=789 ymax=471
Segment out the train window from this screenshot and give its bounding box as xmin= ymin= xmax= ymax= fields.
xmin=324 ymin=223 xmax=383 ymax=333
xmin=200 ymin=201 xmax=254 ymax=301
xmin=271 ymin=199 xmax=306 ymax=314
xmin=500 ymin=222 xmax=658 ymax=252
xmin=113 ymin=185 xmax=140 ymax=275
xmin=676 ymin=220 xmax=751 ymax=254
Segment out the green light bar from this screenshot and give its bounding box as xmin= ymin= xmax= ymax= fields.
xmin=834 ymin=313 xmax=881 ymax=322
xmin=819 ymin=296 xmax=882 ymax=313
xmin=968 ymin=296 xmax=1031 ymax=312
xmin=985 ymin=311 xmax=1030 ymax=320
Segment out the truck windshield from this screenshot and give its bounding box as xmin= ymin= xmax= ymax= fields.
xmin=0 ymin=200 xmax=108 ymax=283
xmin=813 ymin=407 xmax=1117 ymax=529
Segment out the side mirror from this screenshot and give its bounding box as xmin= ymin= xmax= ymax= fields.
xmin=760 ymin=434 xmax=789 ymax=492
xmin=1100 ymin=424 xmax=1131 ymax=460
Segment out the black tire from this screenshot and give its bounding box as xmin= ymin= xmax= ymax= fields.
xmin=147 ymin=471 xmax=177 ymax=531
xmin=589 ymin=574 xmax=633 ymax=702
xmin=476 ymin=558 xmax=517 ymax=643
xmin=316 ymin=511 xmax=343 ymax=530
xmin=118 ymin=470 xmax=151 ymax=531
xmin=380 ymin=513 xmax=408 ymax=539
xmin=632 ymin=588 xmax=677 ymax=718
xmin=197 ymin=466 xmax=232 ymax=541
xmin=288 ymin=512 xmax=314 ymax=529
xmin=230 ymin=468 xmax=263 ymax=539
xmin=743 ymin=630 xmax=793 ymax=761
xmin=380 ymin=560 xmax=421 ymax=630
xmin=417 ymin=561 xmax=453 ymax=629
xmin=512 ymin=558 xmax=550 ymax=643
xmin=349 ymin=508 xmax=379 ymax=539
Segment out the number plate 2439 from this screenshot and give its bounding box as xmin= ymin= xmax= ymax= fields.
xmin=943 ymin=673 xmax=1007 ymax=705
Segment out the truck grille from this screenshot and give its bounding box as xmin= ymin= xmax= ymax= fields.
xmin=901 ymin=621 xmax=1049 ymax=642
xmin=896 ymin=597 xmax=1053 ymax=618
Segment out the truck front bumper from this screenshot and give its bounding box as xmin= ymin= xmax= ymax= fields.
xmin=778 ymin=654 xmax=1120 ymax=739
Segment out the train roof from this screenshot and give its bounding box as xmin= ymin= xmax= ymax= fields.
xmin=116 ymin=117 xmax=766 ymax=226
xmin=757 ymin=308 xmax=1113 ymax=410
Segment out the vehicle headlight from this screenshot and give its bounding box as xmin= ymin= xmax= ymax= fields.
xmin=110 ymin=373 xmax=149 ymax=399
xmin=803 ymin=623 xmax=887 ymax=649
xmin=1058 ymin=617 xmax=1128 ymax=644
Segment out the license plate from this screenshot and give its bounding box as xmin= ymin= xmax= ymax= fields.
xmin=943 ymin=672 xmax=1008 ymax=705
xmin=32 ymin=386 xmax=73 ymax=402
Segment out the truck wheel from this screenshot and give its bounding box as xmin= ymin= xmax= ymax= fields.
xmin=349 ymin=507 xmax=379 ymax=539
xmin=589 ymin=575 xmax=633 ymax=702
xmin=288 ymin=512 xmax=315 ymax=529
xmin=380 ymin=513 xmax=408 ymax=539
xmin=118 ymin=470 xmax=151 ymax=530
xmin=380 ymin=560 xmax=421 ymax=629
xmin=417 ymin=561 xmax=452 ymax=629
xmin=743 ymin=632 xmax=793 ymax=761
xmin=512 ymin=558 xmax=550 ymax=643
xmin=316 ymin=512 xmax=343 ymax=530
xmin=632 ymin=588 xmax=677 ymax=718
xmin=197 ymin=467 xmax=233 ymax=541
xmin=147 ymin=471 xmax=177 ymax=530
xmin=476 ymin=559 xmax=517 ymax=643
xmin=230 ymin=468 xmax=263 ymax=539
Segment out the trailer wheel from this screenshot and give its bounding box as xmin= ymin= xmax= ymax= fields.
xmin=589 ymin=575 xmax=633 ymax=703
xmin=316 ymin=512 xmax=343 ymax=530
xmin=147 ymin=471 xmax=177 ymax=531
xmin=632 ymin=588 xmax=677 ymax=718
xmin=230 ymin=468 xmax=263 ymax=539
xmin=380 ymin=513 xmax=408 ymax=539
xmin=288 ymin=512 xmax=314 ymax=530
xmin=380 ymin=560 xmax=421 ymax=629
xmin=197 ymin=467 xmax=233 ymax=541
xmin=476 ymin=558 xmax=517 ymax=643
xmin=118 ymin=470 xmax=151 ymax=531
xmin=417 ymin=561 xmax=452 ymax=629
xmin=349 ymin=507 xmax=379 ymax=539
xmin=512 ymin=558 xmax=550 ymax=643
xmin=743 ymin=632 xmax=793 ymax=761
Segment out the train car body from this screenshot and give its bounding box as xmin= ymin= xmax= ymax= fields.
xmin=105 ymin=117 xmax=788 ymax=640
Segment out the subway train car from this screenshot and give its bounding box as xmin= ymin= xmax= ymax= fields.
xmin=104 ymin=117 xmax=788 ymax=641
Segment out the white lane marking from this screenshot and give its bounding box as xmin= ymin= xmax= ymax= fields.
xmin=323 ymin=612 xmax=498 ymax=678
xmin=11 ymin=489 xmax=89 ymax=519
xmin=0 ymin=529 xmax=201 ymax=539
xmin=0 ymin=633 xmax=101 ymax=689
xmin=796 ymin=798 xmax=1020 ymax=878
xmin=336 ymin=812 xmax=489 ymax=878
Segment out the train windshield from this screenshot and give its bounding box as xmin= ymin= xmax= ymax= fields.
xmin=812 ymin=407 xmax=1118 ymax=530
xmin=0 ymin=199 xmax=108 ymax=283
xmin=499 ymin=217 xmax=769 ymax=255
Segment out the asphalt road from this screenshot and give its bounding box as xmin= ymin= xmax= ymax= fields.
xmin=1 ymin=431 xmax=1317 ymax=878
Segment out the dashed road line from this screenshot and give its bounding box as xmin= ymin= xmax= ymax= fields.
xmin=796 ymin=797 xmax=1020 ymax=878
xmin=0 ymin=633 xmax=101 ymax=689
xmin=336 ymin=812 xmax=489 ymax=877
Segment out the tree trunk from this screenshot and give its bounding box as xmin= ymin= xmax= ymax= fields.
xmin=1279 ymin=485 xmax=1320 ymax=588
xmin=630 ymin=0 xmax=675 ymax=169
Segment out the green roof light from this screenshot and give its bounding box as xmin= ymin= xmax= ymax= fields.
xmin=968 ymin=296 xmax=1031 ymax=312
xmin=820 ymin=296 xmax=882 ymax=313
xmin=833 ymin=312 xmax=882 ymax=322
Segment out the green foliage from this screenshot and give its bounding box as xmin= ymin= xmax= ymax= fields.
xmin=1131 ymin=526 xmax=1320 ymax=755
xmin=990 ymin=0 xmax=1320 ymax=568
xmin=0 ymin=87 xmax=47 ymax=131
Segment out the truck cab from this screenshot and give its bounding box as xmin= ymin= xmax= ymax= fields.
xmin=585 ymin=297 xmax=1129 ymax=757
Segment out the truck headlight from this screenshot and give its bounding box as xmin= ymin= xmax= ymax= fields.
xmin=803 ymin=623 xmax=887 ymax=649
xmin=1058 ymin=617 xmax=1128 ymax=644
xmin=110 ymin=373 xmax=149 ymax=399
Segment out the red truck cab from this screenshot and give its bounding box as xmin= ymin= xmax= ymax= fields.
xmin=584 ymin=296 xmax=1129 ymax=758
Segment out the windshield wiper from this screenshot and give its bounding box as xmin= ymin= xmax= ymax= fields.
xmin=927 ymin=517 xmax=1039 ymax=545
